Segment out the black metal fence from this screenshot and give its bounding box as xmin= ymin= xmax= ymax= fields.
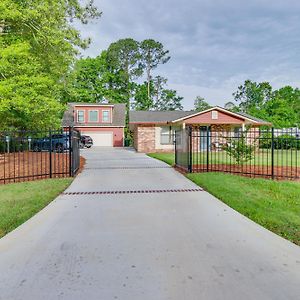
xmin=175 ymin=127 xmax=300 ymax=180
xmin=0 ymin=127 xmax=81 ymax=184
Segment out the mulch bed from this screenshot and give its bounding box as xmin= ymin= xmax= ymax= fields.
xmin=175 ymin=164 xmax=300 ymax=180
xmin=0 ymin=151 xmax=85 ymax=184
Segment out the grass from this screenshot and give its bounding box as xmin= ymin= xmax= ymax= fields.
xmin=148 ymin=149 xmax=300 ymax=167
xmin=0 ymin=178 xmax=73 ymax=238
xmin=187 ymin=173 xmax=300 ymax=245
xmin=147 ymin=152 xmax=175 ymax=166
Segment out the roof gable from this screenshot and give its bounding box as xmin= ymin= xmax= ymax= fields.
xmin=171 ymin=107 xmax=271 ymax=125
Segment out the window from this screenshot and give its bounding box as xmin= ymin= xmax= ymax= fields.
xmin=77 ymin=111 xmax=84 ymax=122
xmin=234 ymin=127 xmax=242 ymax=138
xmin=102 ymin=110 xmax=110 ymax=122
xmin=160 ymin=126 xmax=173 ymax=145
xmin=211 ymin=110 xmax=218 ymax=120
xmin=88 ymin=110 xmax=98 ymax=122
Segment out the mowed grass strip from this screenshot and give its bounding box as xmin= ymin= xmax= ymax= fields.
xmin=147 ymin=153 xmax=175 ymax=166
xmin=187 ymin=173 xmax=300 ymax=245
xmin=0 ymin=178 xmax=73 ymax=238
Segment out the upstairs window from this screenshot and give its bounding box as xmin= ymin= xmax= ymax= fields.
xmin=102 ymin=110 xmax=110 ymax=122
xmin=160 ymin=126 xmax=174 ymax=145
xmin=77 ymin=111 xmax=84 ymax=122
xmin=88 ymin=110 xmax=98 ymax=122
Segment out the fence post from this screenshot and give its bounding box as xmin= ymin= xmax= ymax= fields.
xmin=188 ymin=127 xmax=192 ymax=173
xmin=69 ymin=126 xmax=73 ymax=177
xmin=271 ymin=127 xmax=274 ymax=180
xmin=49 ymin=129 xmax=52 ymax=178
xmin=206 ymin=126 xmax=209 ymax=172
xmin=174 ymin=130 xmax=177 ymax=166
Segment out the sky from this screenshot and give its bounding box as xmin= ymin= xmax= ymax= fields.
xmin=77 ymin=0 xmax=300 ymax=110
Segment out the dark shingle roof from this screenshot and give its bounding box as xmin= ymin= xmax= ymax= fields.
xmin=129 ymin=107 xmax=271 ymax=125
xmin=129 ymin=110 xmax=194 ymax=123
xmin=62 ymin=103 xmax=126 ymax=127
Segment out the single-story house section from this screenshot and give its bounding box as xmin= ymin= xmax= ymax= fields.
xmin=63 ymin=103 xmax=126 ymax=147
xmin=129 ymin=106 xmax=271 ymax=153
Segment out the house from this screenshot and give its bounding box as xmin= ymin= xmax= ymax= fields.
xmin=63 ymin=103 xmax=126 ymax=147
xmin=129 ymin=106 xmax=271 ymax=153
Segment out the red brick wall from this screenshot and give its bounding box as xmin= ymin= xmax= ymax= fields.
xmin=135 ymin=125 xmax=155 ymax=152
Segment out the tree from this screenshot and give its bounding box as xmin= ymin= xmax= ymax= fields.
xmin=0 ymin=0 xmax=101 ymax=129
xmin=233 ymin=80 xmax=272 ymax=117
xmin=152 ymin=76 xmax=183 ymax=111
xmin=264 ymin=86 xmax=300 ymax=128
xmin=194 ymin=96 xmax=211 ymax=111
xmin=106 ymin=38 xmax=142 ymax=109
xmin=132 ymin=82 xmax=153 ymax=110
xmin=140 ymin=39 xmax=170 ymax=100
xmin=224 ymin=101 xmax=237 ymax=111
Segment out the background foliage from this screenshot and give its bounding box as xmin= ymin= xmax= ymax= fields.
xmin=0 ymin=0 xmax=100 ymax=130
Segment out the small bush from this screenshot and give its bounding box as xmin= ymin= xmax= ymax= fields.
xmin=224 ymin=133 xmax=256 ymax=164
xmin=274 ymin=134 xmax=300 ymax=150
xmin=259 ymin=132 xmax=272 ymax=149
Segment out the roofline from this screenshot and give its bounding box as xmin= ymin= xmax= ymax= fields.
xmin=70 ymin=104 xmax=115 ymax=107
xmin=63 ymin=125 xmax=125 ymax=128
xmin=171 ymin=106 xmax=266 ymax=124
xmin=129 ymin=121 xmax=170 ymax=125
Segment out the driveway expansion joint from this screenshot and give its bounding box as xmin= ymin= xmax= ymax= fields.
xmin=62 ymin=188 xmax=203 ymax=196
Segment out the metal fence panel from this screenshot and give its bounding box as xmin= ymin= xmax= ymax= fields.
xmin=0 ymin=127 xmax=81 ymax=184
xmin=175 ymin=126 xmax=299 ymax=180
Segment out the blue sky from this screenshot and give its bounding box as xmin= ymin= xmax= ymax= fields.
xmin=78 ymin=0 xmax=300 ymax=109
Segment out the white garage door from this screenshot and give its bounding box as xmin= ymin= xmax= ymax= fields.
xmin=84 ymin=132 xmax=113 ymax=147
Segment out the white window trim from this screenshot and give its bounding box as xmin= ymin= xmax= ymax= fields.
xmin=77 ymin=110 xmax=85 ymax=123
xmin=102 ymin=110 xmax=111 ymax=123
xmin=211 ymin=110 xmax=218 ymax=120
xmin=88 ymin=110 xmax=99 ymax=122
xmin=160 ymin=126 xmax=173 ymax=145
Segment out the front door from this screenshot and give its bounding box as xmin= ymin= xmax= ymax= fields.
xmin=199 ymin=126 xmax=211 ymax=151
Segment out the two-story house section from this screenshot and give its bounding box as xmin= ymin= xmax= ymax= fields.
xmin=62 ymin=103 xmax=126 ymax=147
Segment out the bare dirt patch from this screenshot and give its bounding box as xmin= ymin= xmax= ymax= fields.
xmin=0 ymin=151 xmax=85 ymax=184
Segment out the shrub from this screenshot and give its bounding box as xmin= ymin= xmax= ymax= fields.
xmin=224 ymin=133 xmax=256 ymax=164
xmin=259 ymin=132 xmax=272 ymax=149
xmin=274 ymin=134 xmax=300 ymax=150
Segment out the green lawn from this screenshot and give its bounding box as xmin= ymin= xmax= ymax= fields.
xmin=148 ymin=152 xmax=175 ymax=166
xmin=148 ymin=150 xmax=300 ymax=167
xmin=187 ymin=173 xmax=300 ymax=245
xmin=0 ymin=178 xmax=73 ymax=238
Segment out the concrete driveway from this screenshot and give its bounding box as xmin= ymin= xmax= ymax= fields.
xmin=0 ymin=147 xmax=299 ymax=300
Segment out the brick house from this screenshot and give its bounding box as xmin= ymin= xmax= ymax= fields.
xmin=63 ymin=103 xmax=126 ymax=147
xmin=129 ymin=106 xmax=271 ymax=153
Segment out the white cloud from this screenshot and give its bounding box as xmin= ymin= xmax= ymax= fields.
xmin=77 ymin=0 xmax=300 ymax=109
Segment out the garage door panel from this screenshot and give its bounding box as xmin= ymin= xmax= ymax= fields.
xmin=84 ymin=132 xmax=113 ymax=147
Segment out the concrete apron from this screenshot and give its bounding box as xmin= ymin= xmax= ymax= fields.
xmin=0 ymin=147 xmax=299 ymax=300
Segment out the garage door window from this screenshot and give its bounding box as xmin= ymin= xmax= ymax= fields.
xmin=89 ymin=111 xmax=98 ymax=122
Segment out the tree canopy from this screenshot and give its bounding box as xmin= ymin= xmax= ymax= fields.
xmin=65 ymin=38 xmax=184 ymax=112
xmin=0 ymin=0 xmax=101 ymax=130
xmin=233 ymin=80 xmax=300 ymax=128
xmin=194 ymin=96 xmax=211 ymax=111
